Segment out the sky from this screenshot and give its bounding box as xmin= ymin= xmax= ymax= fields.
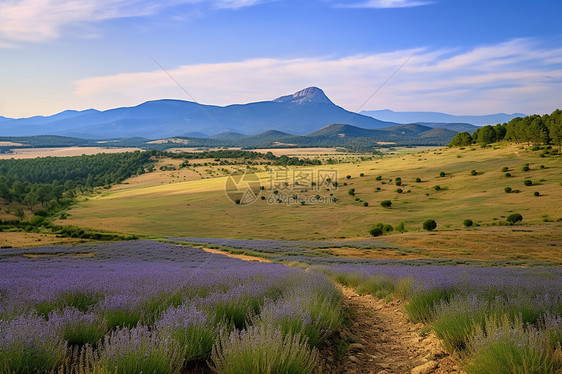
xmin=1 ymin=0 xmax=561 ymax=118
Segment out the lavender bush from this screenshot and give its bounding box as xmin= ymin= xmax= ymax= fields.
xmin=0 ymin=240 xmax=341 ymax=373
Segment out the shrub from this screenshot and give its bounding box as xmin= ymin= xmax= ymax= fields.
xmin=415 ymin=178 xmax=422 ymax=183
xmin=357 ymin=274 xmax=395 ymax=299
xmin=523 ymin=180 xmax=533 ymax=186
xmin=383 ymin=224 xmax=394 ymax=233
xmin=375 ymin=176 xmax=382 ymax=181
xmin=370 ymin=225 xmax=383 ymax=237
xmin=522 ymin=165 xmax=530 ymax=172
xmin=346 ymin=175 xmax=351 ymax=180
xmin=533 ymin=191 xmax=540 ymax=197
xmin=395 ymin=180 xmax=402 ymax=186
xmin=439 ymin=171 xmax=446 ymax=177
xmin=504 ymin=187 xmax=512 ymax=193
xmin=405 ymin=288 xmax=453 ymax=323
xmin=501 ymin=167 xmax=509 ymax=172
xmin=380 ymin=200 xmax=392 ymax=208
xmin=463 ymin=219 xmax=473 ymax=227
xmin=433 ymin=185 xmax=441 ymax=191
xmin=466 ymin=316 xmax=559 ymax=374
xmin=506 ymin=213 xmax=523 ymax=224
xmin=395 ymin=188 xmax=403 ymax=193
xmin=470 ymin=170 xmax=478 ymax=176
xmin=210 ymin=325 xmax=318 ymax=374
xmin=363 ymin=202 xmax=369 ymax=207
xmin=98 ymin=326 xmax=183 ymax=374
xmin=423 ymin=219 xmax=437 ymax=231
xmin=359 ymin=173 xmax=364 ymax=177
xmin=505 ymin=173 xmax=511 ymax=177
xmin=348 ymin=189 xmax=355 ymax=196
xmin=395 ymin=222 xmax=406 ymax=233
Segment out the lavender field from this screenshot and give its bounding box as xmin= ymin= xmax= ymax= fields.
xmin=1 ymin=239 xmax=561 ymax=373
xmin=0 ymin=241 xmax=342 ymax=373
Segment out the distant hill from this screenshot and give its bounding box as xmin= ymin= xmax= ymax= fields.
xmin=361 ymin=109 xmax=525 ymax=126
xmin=414 ymin=122 xmax=479 ymax=133
xmin=0 ymin=87 xmax=395 ymax=138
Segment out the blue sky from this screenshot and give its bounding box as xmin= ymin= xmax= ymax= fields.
xmin=1 ymin=0 xmax=561 ymax=117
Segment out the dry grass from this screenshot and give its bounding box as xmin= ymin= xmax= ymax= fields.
xmin=0 ymin=147 xmax=142 ymax=159
xmin=0 ymin=232 xmax=87 ymax=248
xmin=61 ymin=144 xmax=562 ymax=262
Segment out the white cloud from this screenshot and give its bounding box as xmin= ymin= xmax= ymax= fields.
xmin=338 ymin=0 xmax=433 ymax=9
xmin=0 ymin=0 xmax=266 ymax=44
xmin=72 ymin=39 xmax=562 ymax=115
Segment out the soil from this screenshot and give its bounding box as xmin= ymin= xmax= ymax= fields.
xmin=319 ymin=286 xmax=465 ymax=374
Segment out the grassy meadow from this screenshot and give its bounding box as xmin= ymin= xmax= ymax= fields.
xmin=62 ymin=144 xmax=562 ymax=253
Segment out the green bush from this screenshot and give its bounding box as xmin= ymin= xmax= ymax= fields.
xmin=415 ymin=177 xmax=422 ymax=183
xmin=433 ymin=185 xmax=441 ymax=191
xmin=395 ymin=188 xmax=403 ymax=193
xmin=523 ymin=180 xmax=533 ymax=186
xmin=395 ymin=222 xmax=406 ymax=232
xmin=506 ymin=213 xmax=523 ymax=224
xmin=439 ymin=171 xmax=446 ymax=177
xmin=363 ymin=202 xmax=369 ymax=207
xmin=423 ymin=219 xmax=437 ymax=231
xmin=376 ymin=176 xmax=382 ymax=181
xmin=380 ymin=200 xmax=392 ymax=208
xmin=370 ymin=224 xmax=383 ymax=237
xmin=504 ymin=187 xmax=512 ymax=193
xmin=463 ymin=219 xmax=473 ymax=227
xmin=534 ymin=191 xmax=540 ymax=197
xmin=470 ymin=170 xmax=478 ymax=176
xmin=501 ymin=167 xmax=509 ymax=172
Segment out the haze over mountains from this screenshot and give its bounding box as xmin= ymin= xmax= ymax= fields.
xmin=361 ymin=109 xmax=525 ymax=127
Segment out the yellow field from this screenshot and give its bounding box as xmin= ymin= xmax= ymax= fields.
xmin=0 ymin=147 xmax=142 ymax=159
xmin=61 ymin=144 xmax=562 ymax=253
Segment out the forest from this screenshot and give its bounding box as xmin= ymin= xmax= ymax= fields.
xmin=449 ymin=109 xmax=562 ymax=147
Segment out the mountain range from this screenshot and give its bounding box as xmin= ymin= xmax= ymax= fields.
xmin=0 ymin=87 xmax=397 ymax=139
xmin=0 ymin=87 xmax=492 ymax=141
xmin=361 ymin=109 xmax=525 ymax=126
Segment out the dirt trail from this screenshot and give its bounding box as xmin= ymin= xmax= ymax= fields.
xmin=322 ymin=286 xmax=464 ymax=374
xmin=194 ymin=245 xmax=463 ymax=373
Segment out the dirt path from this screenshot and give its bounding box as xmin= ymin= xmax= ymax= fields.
xmin=192 ymin=245 xmax=463 ymax=373
xmin=322 ymin=286 xmax=464 ymax=374
xmin=196 ymin=246 xmax=272 ymax=263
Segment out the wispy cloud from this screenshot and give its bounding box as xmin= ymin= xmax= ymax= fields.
xmin=73 ymin=39 xmax=562 ymax=115
xmin=0 ymin=0 xmax=266 ymax=44
xmin=338 ymin=0 xmax=433 ymax=9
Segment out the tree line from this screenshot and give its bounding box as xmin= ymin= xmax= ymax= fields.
xmin=0 ymin=151 xmax=152 ymax=212
xmin=449 ymin=109 xmax=562 ymax=147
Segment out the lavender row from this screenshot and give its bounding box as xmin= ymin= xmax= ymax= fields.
xmin=0 ymin=240 xmax=341 ymax=373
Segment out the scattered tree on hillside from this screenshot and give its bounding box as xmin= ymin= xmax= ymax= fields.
xmin=423 ymin=219 xmax=437 ymax=231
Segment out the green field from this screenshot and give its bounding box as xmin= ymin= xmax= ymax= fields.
xmin=62 ymin=144 xmax=562 ymax=248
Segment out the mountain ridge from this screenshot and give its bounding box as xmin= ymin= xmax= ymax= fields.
xmin=0 ymin=87 xmax=394 ymax=138
xmin=361 ymin=109 xmax=526 ymax=126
